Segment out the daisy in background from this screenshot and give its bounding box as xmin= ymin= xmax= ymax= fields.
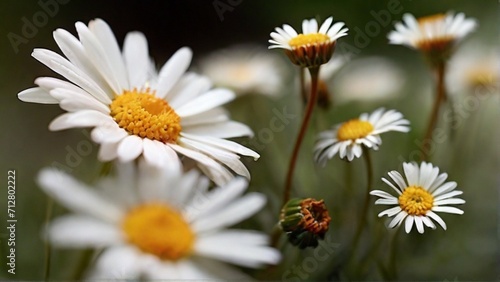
xmin=269 ymin=16 xmax=348 ymax=67
xmin=37 ymin=160 xmax=280 ymax=280
xmin=17 ymin=19 xmax=258 ymax=185
xmin=388 ymin=12 xmax=477 ymax=63
xmin=314 ymin=108 xmax=410 ymax=164
xmin=332 ymin=56 xmax=405 ymax=105
xmin=370 ymin=162 xmax=465 ymax=234
xmin=447 ymin=43 xmax=500 ymax=95
xmin=198 ymin=45 xmax=286 ymax=97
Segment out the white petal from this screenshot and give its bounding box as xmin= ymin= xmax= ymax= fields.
xmin=18 ymin=87 xmax=58 ymax=104
xmin=432 ymin=182 xmax=458 ymax=197
xmin=432 ymin=206 xmax=464 ymax=214
xmin=426 ymin=211 xmax=447 ymax=230
xmin=414 ymin=216 xmax=424 ymax=234
xmin=88 ymin=19 xmax=129 ymax=90
xmin=434 ymin=198 xmax=465 ymax=206
xmin=53 ymin=28 xmax=114 ymax=95
xmin=123 ymin=32 xmax=149 ymax=89
xmin=32 ymin=48 xmax=112 ymax=104
xmin=117 ymin=135 xmax=144 ymax=162
xmin=176 ymin=89 xmax=235 ymax=117
xmin=51 ymin=88 xmax=110 ymax=113
xmin=403 ymin=162 xmax=419 ymax=186
xmin=183 ymin=121 xmax=254 ymax=138
xmin=195 ymin=236 xmax=280 ymax=268
xmin=48 ymin=215 xmax=122 ymax=247
xmin=388 ymin=211 xmax=406 ymax=228
xmin=182 ymin=133 xmax=259 ymax=160
xmin=404 ymin=215 xmax=414 ymax=233
xmin=191 ymin=193 xmax=265 ymax=233
xmin=184 ymin=177 xmax=247 ymax=221
xmin=156 ymin=47 xmax=192 ymax=98
xmin=378 ymin=206 xmax=402 ymax=217
xmin=49 ymin=110 xmax=112 ymax=131
xmin=37 ymin=168 xmax=124 ymax=222
xmin=98 ymin=141 xmax=121 ymax=161
xmin=168 ymin=74 xmax=212 ymax=109
xmin=142 ymin=139 xmax=181 ymax=170
xmin=168 ymin=143 xmax=233 ymax=186
xmin=90 ymin=246 xmax=144 ymax=279
xmin=179 ymin=137 xmax=250 ymax=179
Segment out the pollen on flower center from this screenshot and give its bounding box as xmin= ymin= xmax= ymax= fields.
xmin=337 ymin=119 xmax=374 ymax=141
xmin=398 ymin=186 xmax=434 ymax=216
xmin=110 ymin=89 xmax=182 ymax=143
xmin=289 ymin=33 xmax=330 ymax=48
xmin=417 ymin=13 xmax=446 ymax=26
xmin=122 ymin=203 xmax=195 ymax=261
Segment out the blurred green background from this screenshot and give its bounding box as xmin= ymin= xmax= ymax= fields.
xmin=0 ymin=0 xmax=499 ymax=280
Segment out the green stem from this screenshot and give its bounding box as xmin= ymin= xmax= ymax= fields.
xmin=421 ymin=62 xmax=446 ymax=161
xmin=349 ymin=147 xmax=373 ymax=264
xmin=282 ymin=66 xmax=320 ymax=206
xmin=43 ymin=196 xmax=54 ymax=281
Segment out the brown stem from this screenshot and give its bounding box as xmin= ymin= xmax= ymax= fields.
xmin=299 ymin=67 xmax=307 ymax=106
xmin=282 ymin=66 xmax=320 ymax=205
xmin=421 ymin=62 xmax=446 ymax=161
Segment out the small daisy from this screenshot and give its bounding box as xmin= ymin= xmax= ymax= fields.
xmin=269 ymin=16 xmax=348 ymax=67
xmin=314 ymin=108 xmax=410 ymax=163
xmin=388 ymin=12 xmax=477 ymax=58
xmin=198 ymin=45 xmax=286 ymax=97
xmin=37 ymin=160 xmax=281 ymax=280
xmin=370 ymin=162 xmax=465 ymax=234
xmin=17 ymin=19 xmax=258 ymax=185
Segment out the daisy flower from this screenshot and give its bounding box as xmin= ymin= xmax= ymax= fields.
xmin=17 ymin=19 xmax=258 ymax=185
xmin=370 ymin=162 xmax=465 ymax=234
xmin=37 ymin=160 xmax=281 ymax=280
xmin=314 ymin=108 xmax=410 ymax=163
xmin=447 ymin=43 xmax=500 ymax=95
xmin=198 ymin=45 xmax=286 ymax=97
xmin=269 ymin=16 xmax=348 ymax=67
xmin=332 ymin=56 xmax=405 ymax=105
xmin=388 ymin=12 xmax=477 ymax=61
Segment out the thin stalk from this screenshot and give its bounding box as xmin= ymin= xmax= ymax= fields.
xmin=421 ymin=62 xmax=446 ymax=161
xmin=299 ymin=67 xmax=307 ymax=106
xmin=349 ymin=147 xmax=373 ymax=263
xmin=282 ymin=66 xmax=320 ymax=206
xmin=43 ymin=196 xmax=54 ymax=281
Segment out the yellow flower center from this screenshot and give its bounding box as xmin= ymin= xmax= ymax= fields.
xmin=110 ymin=89 xmax=182 ymax=143
xmin=289 ymin=33 xmax=330 ymax=48
xmin=467 ymin=68 xmax=497 ymax=88
xmin=398 ymin=186 xmax=434 ymax=216
xmin=417 ymin=13 xmax=446 ymax=26
xmin=122 ymin=203 xmax=195 ymax=261
xmin=337 ymin=119 xmax=374 ymax=141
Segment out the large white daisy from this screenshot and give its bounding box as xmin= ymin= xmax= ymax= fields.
xmin=198 ymin=45 xmax=285 ymax=97
xmin=314 ymin=108 xmax=410 ymax=163
xmin=17 ymin=19 xmax=258 ymax=185
xmin=269 ymin=16 xmax=348 ymax=67
xmin=388 ymin=12 xmax=477 ymax=53
xmin=370 ymin=162 xmax=465 ymax=234
xmin=37 ymin=160 xmax=281 ymax=280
